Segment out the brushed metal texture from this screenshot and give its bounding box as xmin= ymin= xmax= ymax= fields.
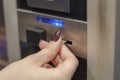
xmin=18 ymin=10 xmax=87 ymax=59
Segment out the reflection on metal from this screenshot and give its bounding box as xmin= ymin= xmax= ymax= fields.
xmin=17 ymin=9 xmax=87 ymax=59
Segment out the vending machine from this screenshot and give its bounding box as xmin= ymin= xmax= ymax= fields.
xmin=3 ymin=0 xmax=120 ymax=80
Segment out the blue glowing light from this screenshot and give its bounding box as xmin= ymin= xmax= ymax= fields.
xmin=36 ymin=16 xmax=64 ymax=28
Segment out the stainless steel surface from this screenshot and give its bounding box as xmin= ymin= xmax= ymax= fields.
xmin=17 ymin=9 xmax=87 ymax=59
xmin=27 ymin=0 xmax=70 ymax=13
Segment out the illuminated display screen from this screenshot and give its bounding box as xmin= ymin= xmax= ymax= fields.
xmin=36 ymin=16 xmax=64 ymax=28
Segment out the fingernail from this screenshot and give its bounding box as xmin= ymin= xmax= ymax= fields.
xmin=52 ymin=30 xmax=61 ymax=41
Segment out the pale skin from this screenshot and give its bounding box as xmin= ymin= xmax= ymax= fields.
xmin=0 ymin=37 xmax=79 ymax=80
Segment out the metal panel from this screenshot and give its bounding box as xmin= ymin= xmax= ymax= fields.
xmin=17 ymin=9 xmax=87 ymax=59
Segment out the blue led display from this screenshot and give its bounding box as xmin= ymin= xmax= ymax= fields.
xmin=36 ymin=16 xmax=64 ymax=28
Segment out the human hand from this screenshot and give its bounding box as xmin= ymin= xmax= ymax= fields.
xmin=0 ymin=32 xmax=78 ymax=80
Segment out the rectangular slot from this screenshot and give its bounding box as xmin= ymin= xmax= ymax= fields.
xmin=62 ymin=39 xmax=72 ymax=46
xmin=65 ymin=40 xmax=72 ymax=45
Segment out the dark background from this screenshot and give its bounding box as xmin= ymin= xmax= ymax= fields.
xmin=0 ymin=0 xmax=4 ymax=26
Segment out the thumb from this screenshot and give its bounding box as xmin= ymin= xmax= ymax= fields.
xmin=30 ymin=30 xmax=61 ymax=66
